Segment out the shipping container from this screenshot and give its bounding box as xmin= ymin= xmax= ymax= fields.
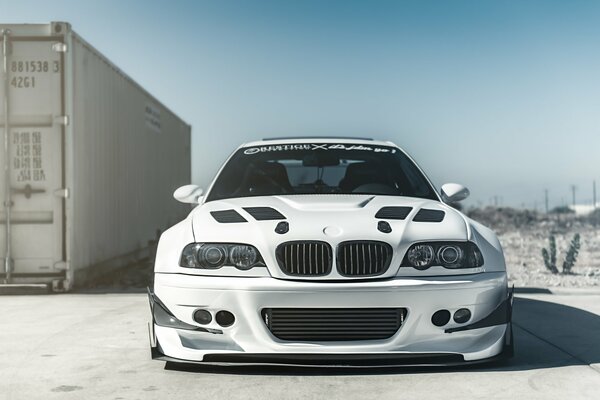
xmin=0 ymin=22 xmax=191 ymax=291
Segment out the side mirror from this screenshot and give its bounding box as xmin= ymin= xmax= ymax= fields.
xmin=173 ymin=185 xmax=204 ymax=204
xmin=441 ymin=183 xmax=470 ymax=203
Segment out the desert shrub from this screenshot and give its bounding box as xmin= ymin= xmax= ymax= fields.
xmin=541 ymin=235 xmax=559 ymax=274
xmin=541 ymin=233 xmax=582 ymax=275
xmin=562 ymin=233 xmax=581 ymax=274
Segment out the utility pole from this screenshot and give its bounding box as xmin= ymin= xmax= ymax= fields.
xmin=571 ymin=185 xmax=577 ymax=208
xmin=544 ymin=189 xmax=549 ymax=213
xmin=594 ymin=180 xmax=597 ymax=210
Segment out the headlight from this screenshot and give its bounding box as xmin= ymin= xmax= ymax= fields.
xmin=438 ymin=245 xmax=462 ymax=266
xmin=406 ymin=244 xmax=435 ymax=270
xmin=198 ymin=244 xmax=228 ymax=269
xmin=179 ymin=243 xmax=264 ymax=270
xmin=401 ymin=242 xmax=483 ymax=270
xmin=229 ymin=245 xmax=258 ymax=270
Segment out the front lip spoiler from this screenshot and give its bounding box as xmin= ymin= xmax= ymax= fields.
xmin=151 ymin=348 xmax=511 ymax=368
xmin=151 ymin=319 xmax=514 ymax=367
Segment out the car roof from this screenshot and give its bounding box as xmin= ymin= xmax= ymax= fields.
xmin=241 ymin=136 xmax=398 ymax=148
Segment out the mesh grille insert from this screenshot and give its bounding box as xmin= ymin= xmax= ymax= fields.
xmin=263 ymin=308 xmax=406 ymax=341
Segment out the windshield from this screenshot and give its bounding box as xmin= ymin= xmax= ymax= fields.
xmin=206 ymin=143 xmax=438 ymax=202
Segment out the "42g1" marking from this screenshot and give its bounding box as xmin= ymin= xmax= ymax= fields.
xmin=10 ymin=76 xmax=36 ymax=88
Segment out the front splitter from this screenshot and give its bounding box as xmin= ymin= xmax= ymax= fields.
xmin=151 ymin=331 xmax=513 ymax=368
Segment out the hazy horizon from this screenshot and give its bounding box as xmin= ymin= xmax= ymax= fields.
xmin=2 ymin=0 xmax=600 ymax=209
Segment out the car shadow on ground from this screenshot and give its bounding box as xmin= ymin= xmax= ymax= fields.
xmin=164 ymin=297 xmax=600 ymax=375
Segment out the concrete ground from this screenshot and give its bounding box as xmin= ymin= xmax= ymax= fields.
xmin=1 ymin=291 xmax=600 ymax=400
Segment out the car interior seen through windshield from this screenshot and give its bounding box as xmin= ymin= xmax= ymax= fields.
xmin=206 ymin=143 xmax=438 ymax=202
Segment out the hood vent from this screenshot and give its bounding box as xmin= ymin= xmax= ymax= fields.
xmin=210 ymin=210 xmax=247 ymax=223
xmin=243 ymin=207 xmax=286 ymax=221
xmin=375 ymin=206 xmax=412 ymax=220
xmin=413 ymin=208 xmax=445 ymax=222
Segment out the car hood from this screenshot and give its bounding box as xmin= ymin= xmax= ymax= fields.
xmin=189 ymin=195 xmax=470 ymax=279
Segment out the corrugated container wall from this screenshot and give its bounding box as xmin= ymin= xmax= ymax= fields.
xmin=0 ymin=22 xmax=191 ymax=290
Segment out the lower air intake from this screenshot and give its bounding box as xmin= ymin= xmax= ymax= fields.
xmin=262 ymin=308 xmax=406 ymax=341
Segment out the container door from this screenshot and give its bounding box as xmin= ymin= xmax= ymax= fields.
xmin=0 ymin=32 xmax=65 ymax=282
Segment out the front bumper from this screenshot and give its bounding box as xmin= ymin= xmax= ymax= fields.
xmin=149 ymin=272 xmax=512 ymax=365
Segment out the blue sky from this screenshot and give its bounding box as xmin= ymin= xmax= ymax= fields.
xmin=2 ymin=0 xmax=600 ymax=209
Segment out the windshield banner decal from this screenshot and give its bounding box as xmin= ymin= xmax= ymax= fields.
xmin=243 ymin=144 xmax=396 ymax=155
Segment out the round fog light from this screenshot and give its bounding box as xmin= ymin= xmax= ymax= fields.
xmin=431 ymin=310 xmax=451 ymax=327
xmin=193 ymin=309 xmax=212 ymax=325
xmin=215 ymin=310 xmax=235 ymax=327
xmin=453 ymin=308 xmax=471 ymax=324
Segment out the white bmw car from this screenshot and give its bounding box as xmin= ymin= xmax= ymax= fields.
xmin=148 ymin=137 xmax=513 ymax=366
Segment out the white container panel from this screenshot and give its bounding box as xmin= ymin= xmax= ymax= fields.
xmin=67 ymin=31 xmax=191 ymax=284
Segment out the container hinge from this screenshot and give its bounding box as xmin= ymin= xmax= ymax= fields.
xmin=54 ymin=188 xmax=70 ymax=198
xmin=52 ymin=42 xmax=68 ymax=53
xmin=1 ymin=29 xmax=12 ymax=56
xmin=12 ymin=184 xmax=45 ymax=199
xmin=55 ymin=115 xmax=69 ymax=126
